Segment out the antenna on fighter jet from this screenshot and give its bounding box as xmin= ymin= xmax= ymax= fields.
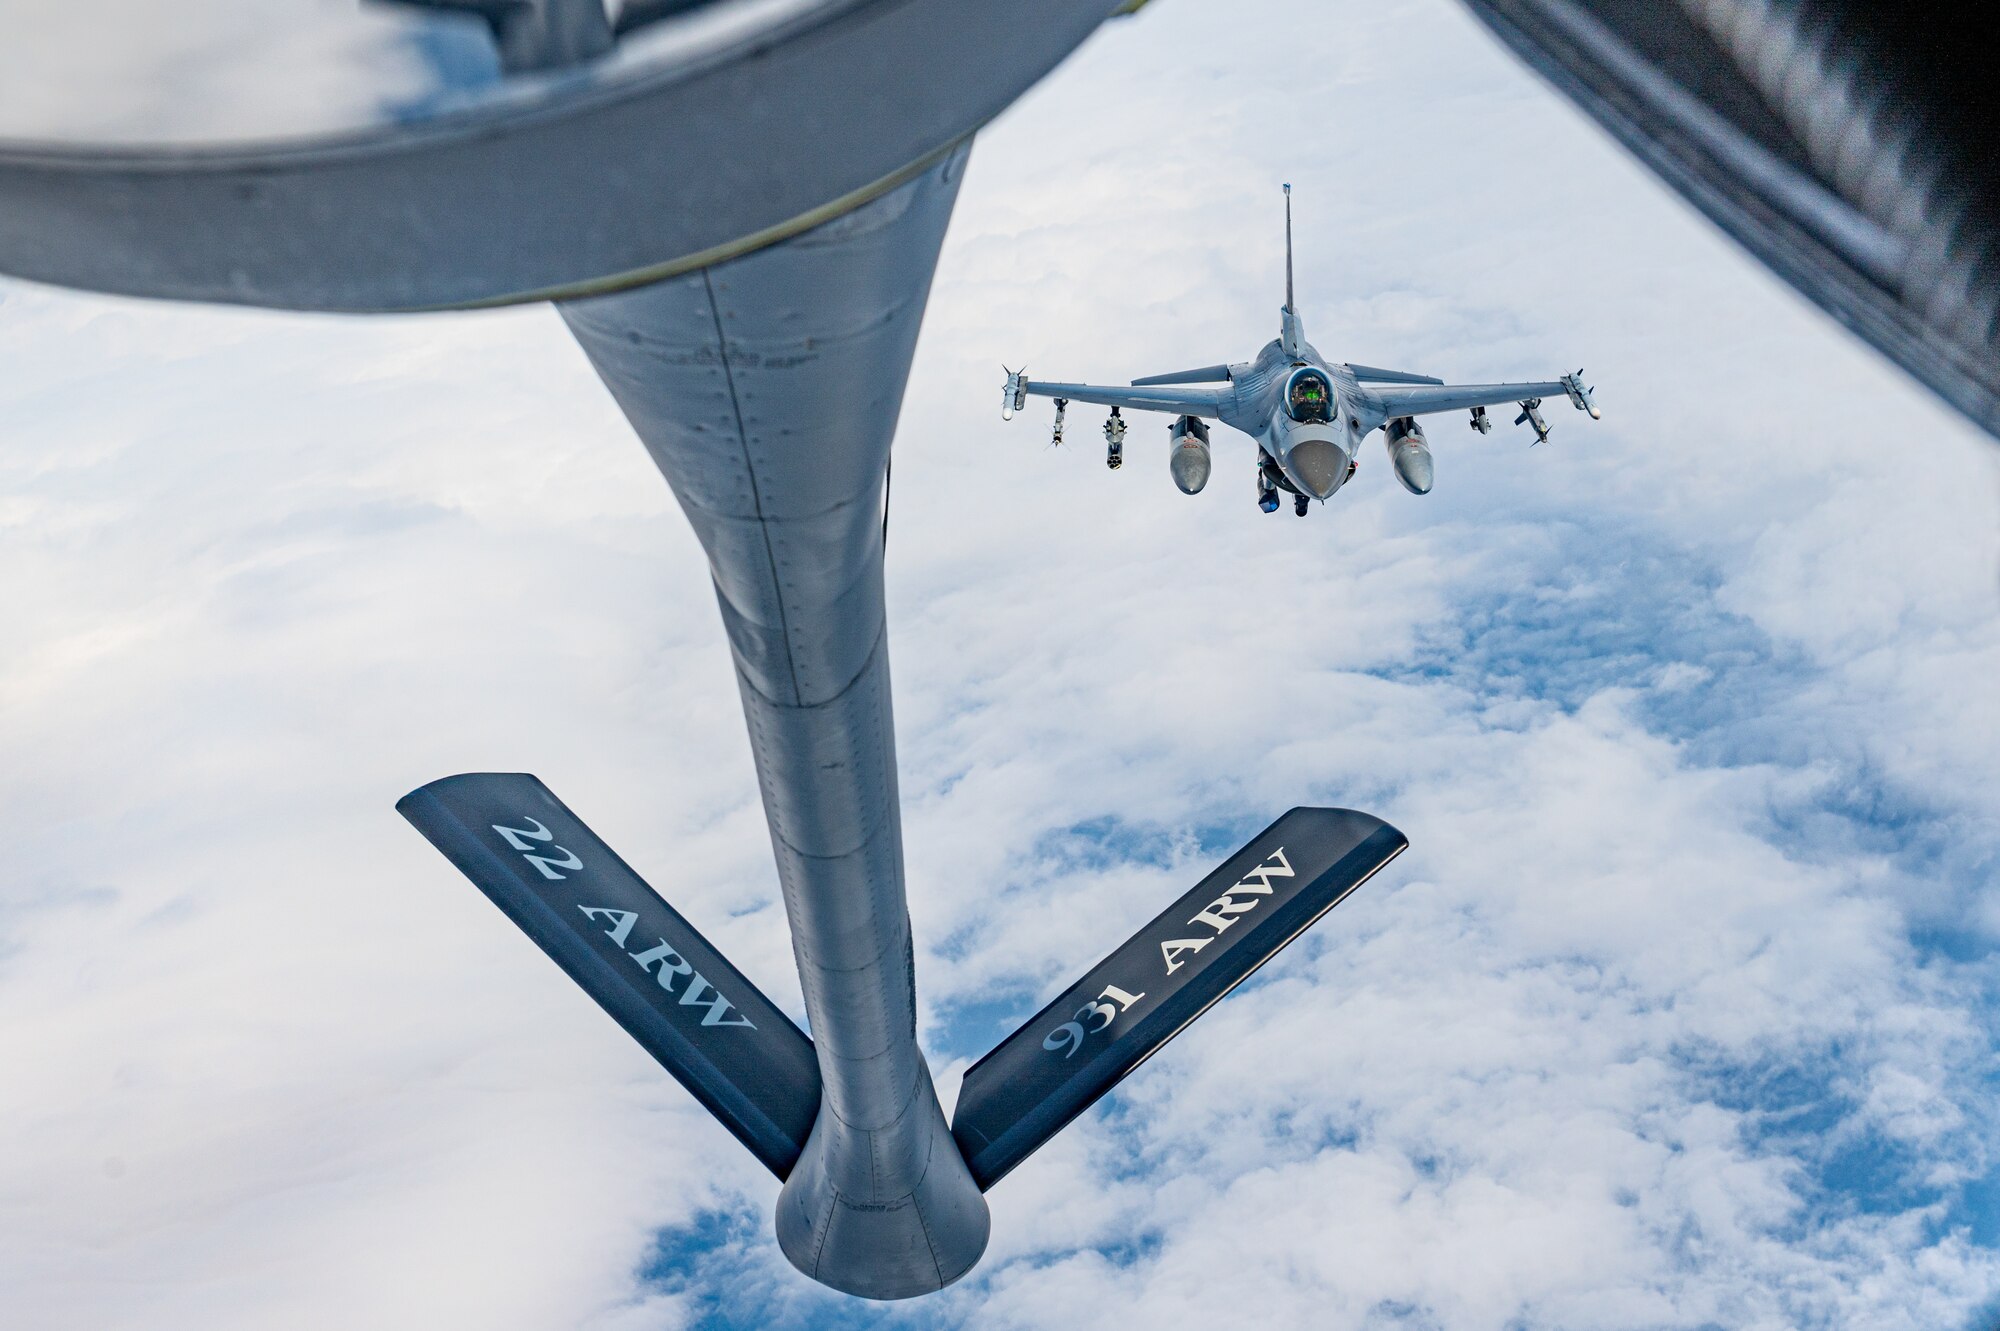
xmin=1284 ymin=182 xmax=1295 ymax=315
xmin=1281 ymin=184 xmax=1306 ymax=358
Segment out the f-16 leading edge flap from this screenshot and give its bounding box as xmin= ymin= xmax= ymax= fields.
xmin=397 ymin=773 xmax=821 ymax=1179
xmin=950 ymin=807 xmax=1407 ymax=1190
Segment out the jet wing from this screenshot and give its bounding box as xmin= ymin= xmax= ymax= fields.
xmin=1020 ymin=378 xmax=1227 ymax=418
xmin=1365 ymin=379 xmax=1569 ymax=419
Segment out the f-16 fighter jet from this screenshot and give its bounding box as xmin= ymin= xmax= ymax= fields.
xmin=1003 ymin=186 xmax=1601 ymax=516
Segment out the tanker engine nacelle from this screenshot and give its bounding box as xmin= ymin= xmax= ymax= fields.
xmin=1384 ymin=416 xmax=1434 ymax=495
xmin=1169 ymin=415 xmax=1212 ymax=494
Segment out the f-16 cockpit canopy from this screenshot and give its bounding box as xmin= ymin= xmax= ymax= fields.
xmin=1285 ymin=367 xmax=1335 ymax=425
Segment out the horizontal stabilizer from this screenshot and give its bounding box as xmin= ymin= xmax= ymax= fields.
xmin=1346 ymin=363 xmax=1445 ymax=385
xmin=397 ymin=773 xmax=821 ymax=1179
xmin=1132 ymin=364 xmax=1232 ymax=386
xmin=950 ymin=807 xmax=1406 ymax=1189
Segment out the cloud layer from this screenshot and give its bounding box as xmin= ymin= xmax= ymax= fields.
xmin=3 ymin=2 xmax=1999 ymax=1329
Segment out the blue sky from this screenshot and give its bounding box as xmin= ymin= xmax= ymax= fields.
xmin=3 ymin=2 xmax=2000 ymax=1329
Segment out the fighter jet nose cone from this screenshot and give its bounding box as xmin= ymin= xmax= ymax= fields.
xmin=1288 ymin=439 xmax=1342 ymax=499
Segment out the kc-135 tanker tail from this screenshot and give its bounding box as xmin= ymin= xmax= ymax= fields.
xmin=400 ymin=775 xmax=1405 ymax=1195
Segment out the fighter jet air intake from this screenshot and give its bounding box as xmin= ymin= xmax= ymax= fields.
xmin=1004 ymin=186 xmax=1601 ymax=515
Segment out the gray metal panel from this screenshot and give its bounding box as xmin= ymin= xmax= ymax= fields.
xmin=1363 ymin=380 xmax=1568 ymax=420
xmin=0 ymin=0 xmax=1118 ymax=311
xmin=558 ymin=150 xmax=986 ymax=1299
xmin=1344 ymin=363 xmax=1445 ymax=386
xmin=1131 ymin=364 xmax=1233 ymax=386
xmin=1022 ymin=379 xmax=1230 ymax=417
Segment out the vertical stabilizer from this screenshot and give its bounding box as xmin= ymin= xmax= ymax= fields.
xmin=1281 ymin=184 xmax=1306 ymax=357
xmin=1284 ymin=182 xmax=1296 ymax=313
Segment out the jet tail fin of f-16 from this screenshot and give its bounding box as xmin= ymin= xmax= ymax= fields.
xmin=397 ymin=773 xmax=821 ymax=1179
xmin=949 ymin=807 xmax=1406 ymax=1191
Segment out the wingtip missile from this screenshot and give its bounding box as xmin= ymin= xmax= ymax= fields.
xmin=1561 ymin=370 xmax=1601 ymax=420
xmin=1002 ymin=367 xmax=1027 ymax=421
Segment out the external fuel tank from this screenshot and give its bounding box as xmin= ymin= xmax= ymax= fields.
xmin=1169 ymin=414 xmax=1212 ymax=493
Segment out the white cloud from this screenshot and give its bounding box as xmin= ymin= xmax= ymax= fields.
xmin=3 ymin=1 xmax=1999 ymax=1329
xmin=0 ymin=1 xmax=448 ymax=145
